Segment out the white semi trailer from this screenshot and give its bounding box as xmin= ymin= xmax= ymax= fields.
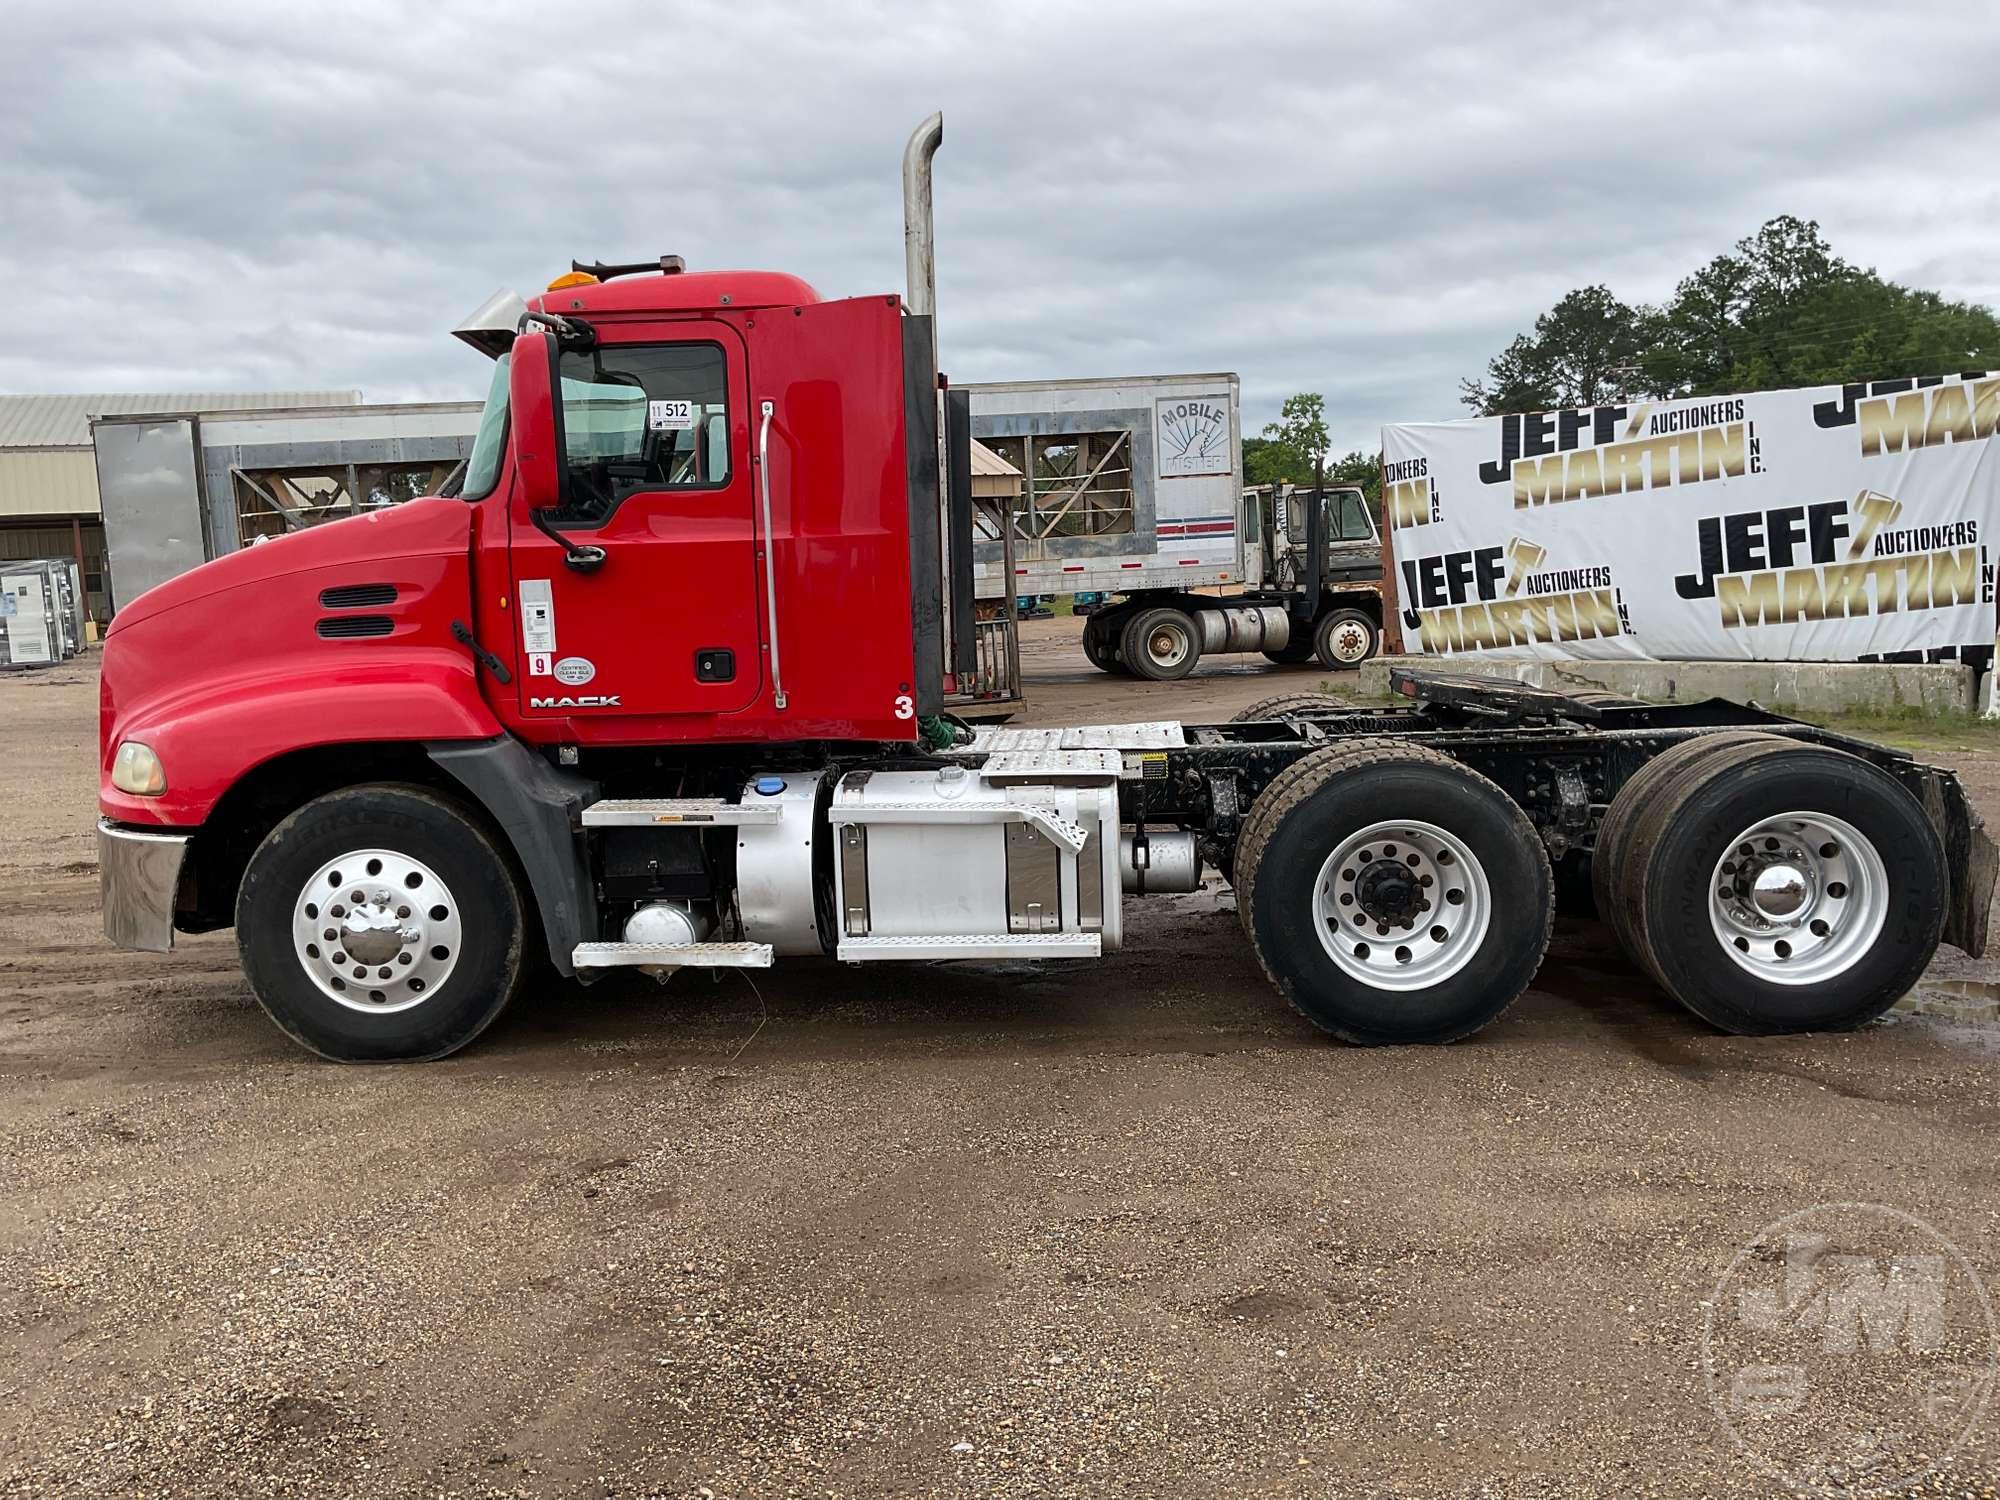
xmin=966 ymin=374 xmax=1385 ymax=680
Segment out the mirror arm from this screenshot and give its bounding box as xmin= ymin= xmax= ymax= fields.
xmin=529 ymin=506 xmax=606 ymax=573
xmin=519 ymin=310 xmax=597 ymax=351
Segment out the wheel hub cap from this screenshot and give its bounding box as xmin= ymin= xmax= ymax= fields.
xmin=1708 ymin=812 xmax=1887 ymax=985
xmin=1748 ymin=863 xmax=1810 ymax=920
xmin=291 ymin=848 xmax=463 ymax=1013
xmin=1355 ymin=860 xmax=1421 ymax=922
xmin=1313 ymin=819 xmax=1490 ymax=991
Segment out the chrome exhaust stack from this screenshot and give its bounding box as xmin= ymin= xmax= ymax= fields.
xmin=902 ymin=111 xmax=944 ymax=322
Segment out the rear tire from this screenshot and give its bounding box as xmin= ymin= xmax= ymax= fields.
xmin=1230 ymin=693 xmax=1338 ymax=723
xmin=1314 ymin=608 xmax=1378 ymax=670
xmin=1081 ymin=612 xmax=1127 ymax=675
xmin=1592 ymin=731 xmax=1782 ymax=963
xmin=1121 ymin=606 xmax=1201 ymax=681
xmin=1234 ymin=741 xmax=1553 ymax=1044
xmin=236 ymin=784 xmax=528 ymax=1061
xmin=1262 ymin=635 xmax=1317 ymax=666
xmin=1605 ymin=741 xmax=1945 ymax=1033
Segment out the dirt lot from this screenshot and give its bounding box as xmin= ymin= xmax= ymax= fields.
xmin=5 ymin=623 xmax=2000 ymax=1497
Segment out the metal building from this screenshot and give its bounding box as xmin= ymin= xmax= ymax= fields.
xmin=0 ymin=391 xmax=359 ymax=625
xmin=92 ymin=401 xmax=479 ymax=611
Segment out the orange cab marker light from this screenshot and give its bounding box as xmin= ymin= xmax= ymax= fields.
xmin=547 ymin=271 xmax=600 ymax=291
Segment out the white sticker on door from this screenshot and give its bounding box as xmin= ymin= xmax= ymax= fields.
xmin=527 ymin=652 xmax=552 ymax=677
xmin=648 ymin=399 xmax=696 ymax=431
xmin=553 ymin=656 xmax=595 ymax=686
xmin=519 ymin=579 xmax=556 ymax=654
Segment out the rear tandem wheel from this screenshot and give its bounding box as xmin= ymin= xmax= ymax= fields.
xmin=1229 ymin=693 xmax=1341 ymax=723
xmin=1233 ymin=741 xmax=1554 ymax=1044
xmin=1080 ymin=611 xmax=1129 ymax=675
xmin=1121 ymin=606 xmax=1202 ymax=681
xmin=1595 ymin=736 xmax=1947 ymax=1033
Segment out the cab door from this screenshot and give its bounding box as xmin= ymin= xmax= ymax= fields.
xmin=508 ymin=325 xmax=763 ymax=719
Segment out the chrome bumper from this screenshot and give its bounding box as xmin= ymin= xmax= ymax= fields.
xmin=99 ymin=819 xmax=190 ymax=953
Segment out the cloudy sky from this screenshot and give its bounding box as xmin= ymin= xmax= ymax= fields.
xmin=6 ymin=1 xmax=1999 ymax=452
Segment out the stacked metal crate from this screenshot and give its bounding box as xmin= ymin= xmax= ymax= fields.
xmin=1 ymin=560 xmax=84 ymax=669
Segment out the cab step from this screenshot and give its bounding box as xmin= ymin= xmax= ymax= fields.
xmin=580 ymin=798 xmax=782 ymax=827
xmin=836 ymin=932 xmax=1102 ymax=962
xmin=571 ymin=941 xmax=775 ymax=969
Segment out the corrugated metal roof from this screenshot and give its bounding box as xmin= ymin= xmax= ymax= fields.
xmin=0 ymin=391 xmax=362 ymax=449
xmin=969 ymin=438 xmax=1021 ymax=478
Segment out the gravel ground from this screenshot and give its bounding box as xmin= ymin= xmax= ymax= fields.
xmin=4 ymin=627 xmax=1999 ymax=1497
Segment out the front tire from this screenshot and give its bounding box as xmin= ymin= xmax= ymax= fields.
xmin=1234 ymin=742 xmax=1553 ymax=1044
xmin=1314 ymin=607 xmax=1378 ymax=670
xmin=236 ymin=784 xmax=528 ymax=1061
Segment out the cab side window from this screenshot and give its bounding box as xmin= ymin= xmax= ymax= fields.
xmin=553 ymin=342 xmax=730 ymax=526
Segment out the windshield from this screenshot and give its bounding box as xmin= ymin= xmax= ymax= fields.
xmin=459 ymin=353 xmax=510 ymax=500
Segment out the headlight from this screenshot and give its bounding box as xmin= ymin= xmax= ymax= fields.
xmin=111 ymin=741 xmax=167 ymax=796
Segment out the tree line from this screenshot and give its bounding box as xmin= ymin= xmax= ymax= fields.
xmin=1247 ymin=215 xmax=2000 ymax=499
xmin=1459 ymin=215 xmax=2000 ymax=415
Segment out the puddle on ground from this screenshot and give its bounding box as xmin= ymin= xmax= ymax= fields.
xmin=1891 ymin=980 xmax=2000 ymax=1057
xmin=1898 ymin=979 xmax=2000 ymax=1022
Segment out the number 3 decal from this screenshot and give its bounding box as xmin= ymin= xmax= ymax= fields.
xmin=893 ymin=694 xmax=915 ymax=720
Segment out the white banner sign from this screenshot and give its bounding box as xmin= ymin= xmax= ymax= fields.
xmin=1382 ymin=374 xmax=2000 ymax=664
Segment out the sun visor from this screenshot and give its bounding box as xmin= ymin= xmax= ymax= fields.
xmin=452 ymin=287 xmax=529 ymax=358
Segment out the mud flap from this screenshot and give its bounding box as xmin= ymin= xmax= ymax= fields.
xmin=428 ymin=738 xmax=598 ymax=976
xmin=1917 ymin=767 xmax=1998 ymax=959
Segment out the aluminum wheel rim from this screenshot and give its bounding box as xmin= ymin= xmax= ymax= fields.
xmin=1328 ymin=620 xmax=1371 ymax=663
xmin=1146 ymin=623 xmax=1192 ymax=669
xmin=290 ymin=848 xmax=463 ymax=1013
xmin=1313 ymin=819 xmax=1491 ymax=990
xmin=1708 ymin=811 xmax=1886 ymax=986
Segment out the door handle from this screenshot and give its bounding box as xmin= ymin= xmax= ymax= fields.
xmin=756 ymin=399 xmax=788 ymax=710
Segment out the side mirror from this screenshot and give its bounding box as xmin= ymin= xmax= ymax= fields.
xmin=508 ymin=329 xmax=564 ymax=513
xmin=508 ymin=328 xmax=606 ymax=573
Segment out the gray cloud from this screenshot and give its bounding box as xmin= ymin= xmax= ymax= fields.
xmin=5 ymin=0 xmax=1998 ymax=451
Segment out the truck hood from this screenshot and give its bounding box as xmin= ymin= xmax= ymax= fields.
xmin=108 ymin=498 xmax=475 ymax=635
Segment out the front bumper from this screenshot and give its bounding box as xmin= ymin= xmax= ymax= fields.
xmin=99 ymin=819 xmax=190 ymax=953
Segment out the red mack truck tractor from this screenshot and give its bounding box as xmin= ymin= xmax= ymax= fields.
xmin=98 ymin=115 xmax=1997 ymax=1061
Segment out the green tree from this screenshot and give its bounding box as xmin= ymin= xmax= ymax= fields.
xmin=1246 ymin=391 xmax=1331 ymax=485
xmin=1466 ymin=216 xmax=2000 ymax=415
xmin=1244 ymin=396 xmax=1379 ymax=509
xmin=1460 ymin=286 xmax=1647 ymax=415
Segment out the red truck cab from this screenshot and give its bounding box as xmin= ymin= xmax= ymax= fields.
xmin=100 ymin=263 xmax=947 ymax=989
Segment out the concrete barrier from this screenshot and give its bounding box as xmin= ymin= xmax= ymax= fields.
xmin=1354 ymin=655 xmax=1977 ymax=714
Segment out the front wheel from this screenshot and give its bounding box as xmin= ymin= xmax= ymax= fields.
xmin=1314 ymin=608 xmax=1379 ymax=670
xmin=1234 ymin=742 xmax=1553 ymax=1044
xmin=236 ymin=784 xmax=528 ymax=1061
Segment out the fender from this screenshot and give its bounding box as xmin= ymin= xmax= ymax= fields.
xmin=426 ymin=737 xmax=598 ymax=977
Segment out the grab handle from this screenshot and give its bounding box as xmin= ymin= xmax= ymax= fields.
xmin=756 ymin=400 xmax=788 ymax=710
